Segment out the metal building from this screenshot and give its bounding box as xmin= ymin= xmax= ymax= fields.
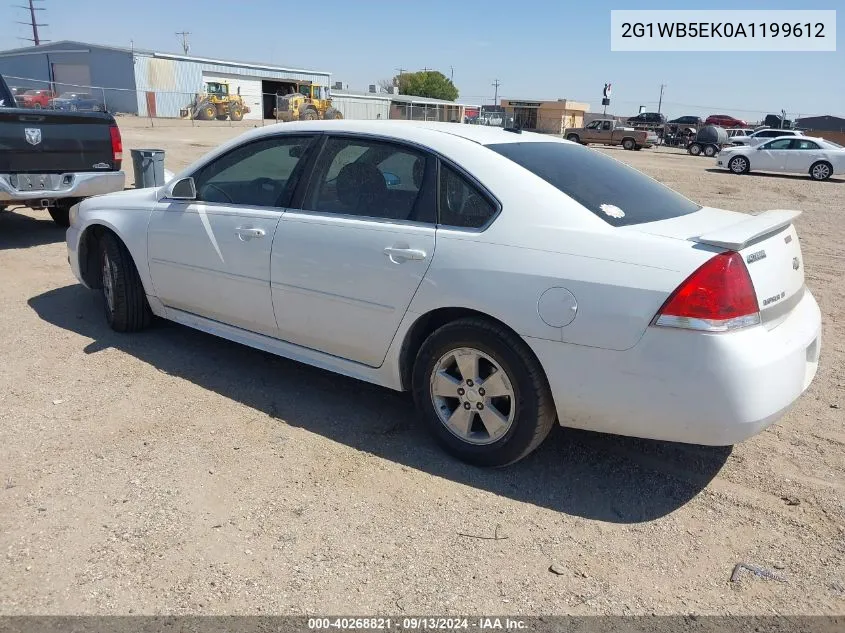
xmin=0 ymin=40 xmax=331 ymax=120
xmin=328 ymin=89 xmax=391 ymax=120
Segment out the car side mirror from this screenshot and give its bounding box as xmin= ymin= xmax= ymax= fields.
xmin=383 ymin=171 xmax=400 ymax=186
xmin=166 ymin=177 xmax=196 ymax=200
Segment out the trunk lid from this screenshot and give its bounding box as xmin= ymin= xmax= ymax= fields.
xmin=630 ymin=207 xmax=806 ymax=329
xmin=0 ymin=108 xmax=117 ymax=174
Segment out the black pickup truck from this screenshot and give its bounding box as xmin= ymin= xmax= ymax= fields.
xmin=0 ymin=73 xmax=125 ymax=226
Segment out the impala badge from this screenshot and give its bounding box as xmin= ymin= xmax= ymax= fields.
xmin=793 ymin=257 xmax=800 ymax=270
xmin=746 ymin=250 xmax=767 ymax=264
xmin=25 ymin=128 xmax=42 ymax=146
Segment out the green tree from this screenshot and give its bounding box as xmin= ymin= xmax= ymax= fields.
xmin=395 ymin=70 xmax=459 ymax=101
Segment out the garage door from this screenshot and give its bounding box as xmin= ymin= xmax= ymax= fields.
xmin=52 ymin=63 xmax=92 ymax=94
xmin=201 ymin=73 xmax=262 ymax=120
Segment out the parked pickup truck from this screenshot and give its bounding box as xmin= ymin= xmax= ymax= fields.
xmin=564 ymin=119 xmax=657 ymax=150
xmin=0 ymin=73 xmax=125 ymax=226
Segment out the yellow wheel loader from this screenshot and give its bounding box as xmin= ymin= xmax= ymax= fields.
xmin=180 ymin=82 xmax=250 ymax=121
xmin=273 ymin=81 xmax=342 ymax=122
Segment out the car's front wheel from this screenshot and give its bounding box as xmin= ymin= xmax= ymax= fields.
xmin=729 ymin=155 xmax=750 ymax=174
xmin=412 ymin=318 xmax=556 ymax=467
xmin=99 ymin=232 xmax=152 ymax=332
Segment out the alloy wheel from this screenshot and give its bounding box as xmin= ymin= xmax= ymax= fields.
xmin=429 ymin=347 xmax=516 ymax=445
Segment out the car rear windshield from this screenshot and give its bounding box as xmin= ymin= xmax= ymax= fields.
xmin=486 ymin=141 xmax=701 ymax=227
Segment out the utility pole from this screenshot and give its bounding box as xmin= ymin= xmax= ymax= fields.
xmin=449 ymin=66 xmax=454 ymax=82
xmin=16 ymin=0 xmax=48 ymax=46
xmin=175 ymin=31 xmax=191 ymax=55
xmin=657 ymin=83 xmax=666 ymax=114
xmin=492 ymin=79 xmax=501 ymax=105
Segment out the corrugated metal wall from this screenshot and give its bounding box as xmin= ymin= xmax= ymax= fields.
xmin=329 ymin=94 xmax=391 ymax=120
xmin=0 ymin=42 xmax=138 ymax=114
xmin=133 ymin=54 xmax=331 ymax=118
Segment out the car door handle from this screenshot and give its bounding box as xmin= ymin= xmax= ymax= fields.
xmin=383 ymin=246 xmax=427 ymax=262
xmin=235 ymin=227 xmax=265 ymax=241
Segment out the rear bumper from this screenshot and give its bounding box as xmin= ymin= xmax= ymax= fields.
xmin=527 ymin=289 xmax=822 ymax=446
xmin=0 ymin=171 xmax=125 ymax=203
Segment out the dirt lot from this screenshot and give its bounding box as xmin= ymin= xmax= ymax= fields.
xmin=1 ymin=118 xmax=843 ymax=616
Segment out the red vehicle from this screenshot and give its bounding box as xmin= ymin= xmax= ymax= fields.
xmin=705 ymin=114 xmax=748 ymax=128
xmin=20 ymin=89 xmax=56 ymax=109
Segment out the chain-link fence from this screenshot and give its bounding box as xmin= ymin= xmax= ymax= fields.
xmin=3 ymin=74 xmax=477 ymax=128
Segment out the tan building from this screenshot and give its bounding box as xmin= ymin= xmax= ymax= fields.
xmin=501 ymin=99 xmax=590 ymax=134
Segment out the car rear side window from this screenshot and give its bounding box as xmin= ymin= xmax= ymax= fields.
xmin=486 ymin=141 xmax=701 ymax=227
xmin=438 ymin=163 xmax=498 ymax=229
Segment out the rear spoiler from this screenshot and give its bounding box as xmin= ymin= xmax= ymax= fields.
xmin=691 ymin=209 xmax=801 ymax=250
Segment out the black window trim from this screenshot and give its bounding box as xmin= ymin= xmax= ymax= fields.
xmin=175 ymin=132 xmax=321 ymax=209
xmin=287 ymin=131 xmax=502 ymax=231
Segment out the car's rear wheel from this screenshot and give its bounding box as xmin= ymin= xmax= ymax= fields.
xmin=688 ymin=143 xmax=702 ymax=156
xmin=703 ymin=144 xmax=718 ymax=157
xmin=809 ymin=161 xmax=832 ymax=181
xmin=99 ymin=232 xmax=152 ymax=333
xmin=622 ymin=138 xmax=635 ymax=150
xmin=566 ymin=134 xmax=580 ymax=143
xmin=412 ymin=318 xmax=556 ymax=467
xmin=729 ymin=155 xmax=750 ymax=174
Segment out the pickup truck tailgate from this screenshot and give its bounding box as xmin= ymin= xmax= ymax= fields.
xmin=0 ymin=109 xmax=117 ymax=173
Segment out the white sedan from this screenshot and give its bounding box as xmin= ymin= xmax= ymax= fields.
xmin=717 ymin=136 xmax=845 ymax=180
xmin=66 ymin=121 xmax=821 ymax=466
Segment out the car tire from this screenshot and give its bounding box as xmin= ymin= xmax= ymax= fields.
xmin=729 ymin=155 xmax=750 ymax=174
xmin=622 ymin=138 xmax=635 ymax=151
xmin=412 ymin=317 xmax=557 ymax=467
xmin=99 ymin=232 xmax=152 ymax=333
xmin=703 ymin=144 xmax=718 ymax=157
xmin=688 ymin=143 xmax=702 ymax=156
xmin=809 ymin=161 xmax=832 ymax=181
xmin=566 ymin=134 xmax=580 ymax=143
xmin=47 ymin=206 xmax=70 ymax=227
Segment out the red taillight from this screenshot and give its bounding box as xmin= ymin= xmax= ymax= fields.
xmin=109 ymin=125 xmax=123 ymax=169
xmin=653 ymin=251 xmax=760 ymax=332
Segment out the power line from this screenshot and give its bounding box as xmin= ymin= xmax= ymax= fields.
xmin=15 ymin=0 xmax=48 ymax=46
xmin=492 ymin=79 xmax=501 ymax=104
xmin=175 ymin=31 xmax=191 ymax=55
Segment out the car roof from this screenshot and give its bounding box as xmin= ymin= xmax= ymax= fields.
xmin=239 ymin=119 xmax=564 ymax=147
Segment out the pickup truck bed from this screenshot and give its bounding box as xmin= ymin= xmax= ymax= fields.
xmin=0 ymin=73 xmax=125 ymax=226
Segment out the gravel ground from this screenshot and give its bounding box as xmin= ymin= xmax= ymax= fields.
xmin=1 ymin=118 xmax=843 ymax=616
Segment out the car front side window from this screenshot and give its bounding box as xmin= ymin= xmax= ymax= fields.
xmin=192 ymin=135 xmax=314 ymax=207
xmin=763 ymin=139 xmax=794 ymax=150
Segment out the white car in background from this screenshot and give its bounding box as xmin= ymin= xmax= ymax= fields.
xmin=65 ymin=121 xmax=821 ymax=466
xmin=731 ymin=128 xmax=804 ymax=146
xmin=726 ymin=128 xmax=755 ymax=140
xmin=717 ymin=136 xmax=844 ymax=180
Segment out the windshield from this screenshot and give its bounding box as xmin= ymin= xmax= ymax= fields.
xmin=486 ymin=141 xmax=701 ymax=227
xmin=820 ymin=139 xmax=842 ymax=149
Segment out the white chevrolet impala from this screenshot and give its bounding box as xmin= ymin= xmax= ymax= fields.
xmin=66 ymin=121 xmax=821 ymax=466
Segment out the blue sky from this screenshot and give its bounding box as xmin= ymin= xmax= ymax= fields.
xmin=0 ymin=0 xmax=842 ymax=119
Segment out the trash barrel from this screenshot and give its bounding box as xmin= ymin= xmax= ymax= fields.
xmin=130 ymin=148 xmax=166 ymax=189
